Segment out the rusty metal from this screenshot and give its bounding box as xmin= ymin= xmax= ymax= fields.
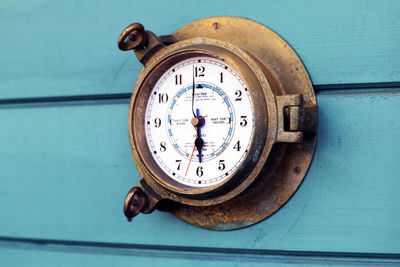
xmin=118 ymin=16 xmax=318 ymax=230
xmin=123 ymin=187 xmax=148 ymax=221
xmin=118 ymin=23 xmax=146 ymax=51
xmin=276 ymin=94 xmax=304 ymax=143
xmin=118 ymin=23 xmax=165 ymax=65
xmin=159 ymin=35 xmax=179 ymax=46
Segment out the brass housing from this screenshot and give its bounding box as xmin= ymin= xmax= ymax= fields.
xmin=120 ymin=16 xmax=317 ymax=230
xmin=130 ymin=39 xmax=276 ymax=204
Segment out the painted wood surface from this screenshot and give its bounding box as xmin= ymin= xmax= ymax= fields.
xmin=1 ymin=1 xmax=400 ymax=265
xmin=1 ymin=240 xmax=399 ymax=267
xmin=0 ymin=92 xmax=399 ymax=257
xmin=1 ymin=0 xmax=400 ymax=99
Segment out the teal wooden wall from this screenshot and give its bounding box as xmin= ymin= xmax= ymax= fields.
xmin=1 ymin=0 xmax=399 ymax=266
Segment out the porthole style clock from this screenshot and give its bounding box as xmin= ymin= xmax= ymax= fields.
xmin=118 ymin=16 xmax=317 ymax=230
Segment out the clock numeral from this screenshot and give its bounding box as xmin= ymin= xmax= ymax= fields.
xmin=220 ymin=72 xmax=223 ymax=83
xmin=233 ymin=140 xmax=241 ymax=151
xmin=175 ymin=160 xmax=182 ymax=170
xmin=218 ymin=160 xmax=225 ymax=171
xmin=196 ymin=166 xmax=204 ymax=177
xmin=158 ymin=93 xmax=169 ymax=103
xmin=160 ymin=141 xmax=166 ymax=152
xmin=240 ymin=116 xmax=247 ymax=127
xmin=175 ymin=74 xmax=182 ymax=85
xmin=154 ymin=118 xmax=161 ymax=128
xmin=235 ymin=90 xmax=242 ymax=101
xmin=195 ymin=66 xmax=205 ymax=77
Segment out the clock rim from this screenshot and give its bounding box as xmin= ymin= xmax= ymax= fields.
xmin=128 ymin=37 xmax=277 ymax=204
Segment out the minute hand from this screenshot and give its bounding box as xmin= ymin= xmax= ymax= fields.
xmin=195 ymin=108 xmax=205 ymax=163
xmin=191 ymin=66 xmax=196 ymax=117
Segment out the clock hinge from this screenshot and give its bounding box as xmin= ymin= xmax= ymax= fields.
xmin=276 ymin=94 xmax=317 ymax=143
xmin=118 ymin=23 xmax=178 ymax=65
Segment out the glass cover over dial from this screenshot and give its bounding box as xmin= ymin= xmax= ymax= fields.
xmin=145 ymin=56 xmax=254 ymax=188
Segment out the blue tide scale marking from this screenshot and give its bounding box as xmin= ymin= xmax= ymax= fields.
xmin=170 ymin=100 xmax=176 ymax=109
xmin=177 ymin=89 xmax=186 ymax=97
xmin=212 ymin=87 xmax=223 ymax=96
xmin=168 ymin=129 xmax=172 ymax=136
xmin=230 ymin=113 xmax=233 ymax=121
xmin=175 ymin=144 xmax=178 ymax=148
xmin=228 ymin=128 xmax=232 ymax=135
xmin=222 ymin=143 xmax=226 ymax=148
xmin=203 ymin=84 xmax=211 ymax=89
xmin=168 ymin=115 xmax=171 ymax=123
xmin=224 ymin=97 xmax=230 ymax=107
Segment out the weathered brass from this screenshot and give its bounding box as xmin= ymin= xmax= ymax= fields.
xmin=119 ymin=16 xmax=317 ymax=230
xmin=123 ymin=186 xmax=147 ymax=221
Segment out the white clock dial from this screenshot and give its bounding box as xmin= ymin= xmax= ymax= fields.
xmin=145 ymin=56 xmax=254 ymax=187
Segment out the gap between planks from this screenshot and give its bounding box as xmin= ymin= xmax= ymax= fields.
xmin=0 ymin=236 xmax=399 ymax=266
xmin=0 ymin=82 xmax=399 ymax=107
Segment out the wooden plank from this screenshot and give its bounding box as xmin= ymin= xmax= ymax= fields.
xmin=0 ymin=92 xmax=399 ymax=254
xmin=1 ymin=239 xmax=399 ymax=267
xmin=0 ymin=247 xmax=288 ymax=267
xmin=0 ymin=0 xmax=399 ymax=99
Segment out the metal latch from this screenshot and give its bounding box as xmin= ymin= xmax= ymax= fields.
xmin=276 ymin=94 xmax=317 ymax=143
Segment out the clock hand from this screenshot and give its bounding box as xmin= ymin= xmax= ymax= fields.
xmin=185 ymin=126 xmax=198 ymax=176
xmin=186 ymin=107 xmax=208 ymax=175
xmin=190 ymin=115 xmax=208 ymax=127
xmin=191 ymin=65 xmax=196 ymax=117
xmin=195 ymin=137 xmax=204 ymax=163
xmin=195 ymin=108 xmax=204 ymax=163
xmin=186 ymin=109 xmax=208 ymax=175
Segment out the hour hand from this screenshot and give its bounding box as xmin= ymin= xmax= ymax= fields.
xmin=195 ymin=137 xmax=204 ymax=163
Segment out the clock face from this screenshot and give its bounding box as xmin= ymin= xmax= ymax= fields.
xmin=144 ymin=56 xmax=254 ymax=188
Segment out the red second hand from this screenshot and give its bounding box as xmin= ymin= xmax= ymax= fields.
xmin=185 ymin=115 xmax=207 ymax=176
xmin=185 ymin=126 xmax=198 ymax=176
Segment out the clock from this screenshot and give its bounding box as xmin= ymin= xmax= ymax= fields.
xmin=118 ymin=17 xmax=317 ymax=230
xmin=145 ymin=55 xmax=254 ymax=188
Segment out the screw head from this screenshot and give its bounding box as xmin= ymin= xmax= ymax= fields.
xmin=213 ymin=22 xmax=220 ymax=30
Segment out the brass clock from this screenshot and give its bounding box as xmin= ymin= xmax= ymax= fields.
xmin=118 ymin=16 xmax=317 ymax=230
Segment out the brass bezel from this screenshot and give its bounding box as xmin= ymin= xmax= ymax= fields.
xmin=129 ymin=37 xmax=277 ymax=204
